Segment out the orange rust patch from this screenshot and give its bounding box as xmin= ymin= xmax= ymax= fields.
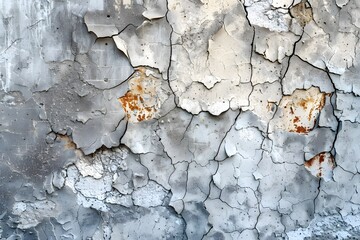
xmin=136 ymin=85 xmax=143 ymax=92
xmin=304 ymin=154 xmax=317 ymax=168
xmin=298 ymin=98 xmax=311 ymax=110
xmin=118 ymin=91 xmax=155 ymax=122
xmin=294 ymin=126 xmax=309 ymax=133
xmin=293 ymin=116 xmax=300 ymax=123
xmin=304 ymin=152 xmax=335 ymax=180
xmin=118 ymin=67 xmax=161 ymax=123
xmin=119 ymin=92 xmax=143 ymax=111
xmin=278 ymin=87 xmax=328 ymax=134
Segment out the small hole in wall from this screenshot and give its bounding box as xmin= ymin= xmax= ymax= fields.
xmin=107 ymin=15 xmax=110 ymax=18
xmin=105 ymin=43 xmax=108 ymax=45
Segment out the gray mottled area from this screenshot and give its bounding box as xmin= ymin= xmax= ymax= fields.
xmin=1 ymin=0 xmax=360 ymax=239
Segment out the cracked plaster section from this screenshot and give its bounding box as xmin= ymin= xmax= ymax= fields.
xmin=1 ymin=0 xmax=360 ymax=239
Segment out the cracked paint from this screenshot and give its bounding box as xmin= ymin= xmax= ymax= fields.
xmin=304 ymin=152 xmax=335 ymax=181
xmin=271 ymin=87 xmax=327 ymax=134
xmin=290 ymin=1 xmax=313 ymax=27
xmin=1 ymin=0 xmax=360 ymax=239
xmin=118 ymin=67 xmax=171 ymax=122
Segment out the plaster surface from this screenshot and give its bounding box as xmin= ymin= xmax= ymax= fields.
xmin=1 ymin=0 xmax=360 ymax=239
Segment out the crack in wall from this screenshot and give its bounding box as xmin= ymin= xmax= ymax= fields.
xmin=0 ymin=0 xmax=360 ymax=239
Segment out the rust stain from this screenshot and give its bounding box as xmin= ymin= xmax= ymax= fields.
xmin=304 ymin=154 xmax=316 ymax=168
xmin=298 ymin=98 xmax=312 ymax=110
xmin=304 ymin=152 xmax=335 ymax=180
xmin=294 ymin=126 xmax=309 ymax=133
xmin=57 ymin=135 xmax=77 ymax=150
xmin=119 ymin=92 xmax=142 ymax=111
xmin=279 ymin=88 xmax=328 ymax=134
xmin=308 ymin=93 xmax=326 ymax=121
xmin=319 ymin=153 xmax=325 ymax=163
xmin=290 ymin=1 xmax=313 ymax=27
xmin=118 ymin=67 xmax=161 ymax=123
xmin=293 ymin=116 xmax=300 ymax=123
xmin=136 ymin=85 xmax=143 ymax=92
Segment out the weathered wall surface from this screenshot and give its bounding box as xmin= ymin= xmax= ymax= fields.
xmin=1 ymin=0 xmax=360 ymax=239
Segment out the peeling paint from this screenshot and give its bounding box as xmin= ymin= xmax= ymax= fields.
xmin=271 ymin=87 xmax=327 ymax=134
xmin=305 ymin=152 xmax=335 ymax=181
xmin=118 ymin=67 xmax=171 ymax=122
xmin=2 ymin=0 xmax=360 ymax=239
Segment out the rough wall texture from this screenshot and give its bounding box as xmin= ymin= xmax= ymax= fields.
xmin=1 ymin=0 xmax=360 ymax=239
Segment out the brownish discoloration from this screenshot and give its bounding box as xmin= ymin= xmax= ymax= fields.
xmin=118 ymin=67 xmax=161 ymax=123
xmin=293 ymin=116 xmax=300 ymax=123
xmin=290 ymin=1 xmax=313 ymax=27
xmin=56 ymin=134 xmax=85 ymax=158
xmin=119 ymin=91 xmax=155 ymax=121
xmin=304 ymin=152 xmax=335 ymax=180
xmin=295 ymin=126 xmax=309 ymax=133
xmin=304 ymin=154 xmax=317 ymax=168
xmin=290 ymin=106 xmax=295 ymax=114
xmin=277 ymin=87 xmax=328 ymax=134
xmin=136 ymin=85 xmax=143 ymax=92
xmin=310 ymin=93 xmax=326 ymax=121
xmin=298 ymin=98 xmax=310 ymax=110
xmin=57 ymin=135 xmax=77 ymax=150
xmin=119 ymin=92 xmax=143 ymax=111
xmin=295 ymin=94 xmax=326 ymax=122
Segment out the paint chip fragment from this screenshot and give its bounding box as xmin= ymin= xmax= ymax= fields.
xmin=84 ymin=12 xmax=119 ymax=37
xmin=290 ymin=1 xmax=313 ymax=27
xmin=273 ymin=87 xmax=327 ymax=134
xmin=305 ymin=152 xmax=335 ymax=181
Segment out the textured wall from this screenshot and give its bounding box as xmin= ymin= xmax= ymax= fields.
xmin=1 ymin=0 xmax=360 ymax=239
